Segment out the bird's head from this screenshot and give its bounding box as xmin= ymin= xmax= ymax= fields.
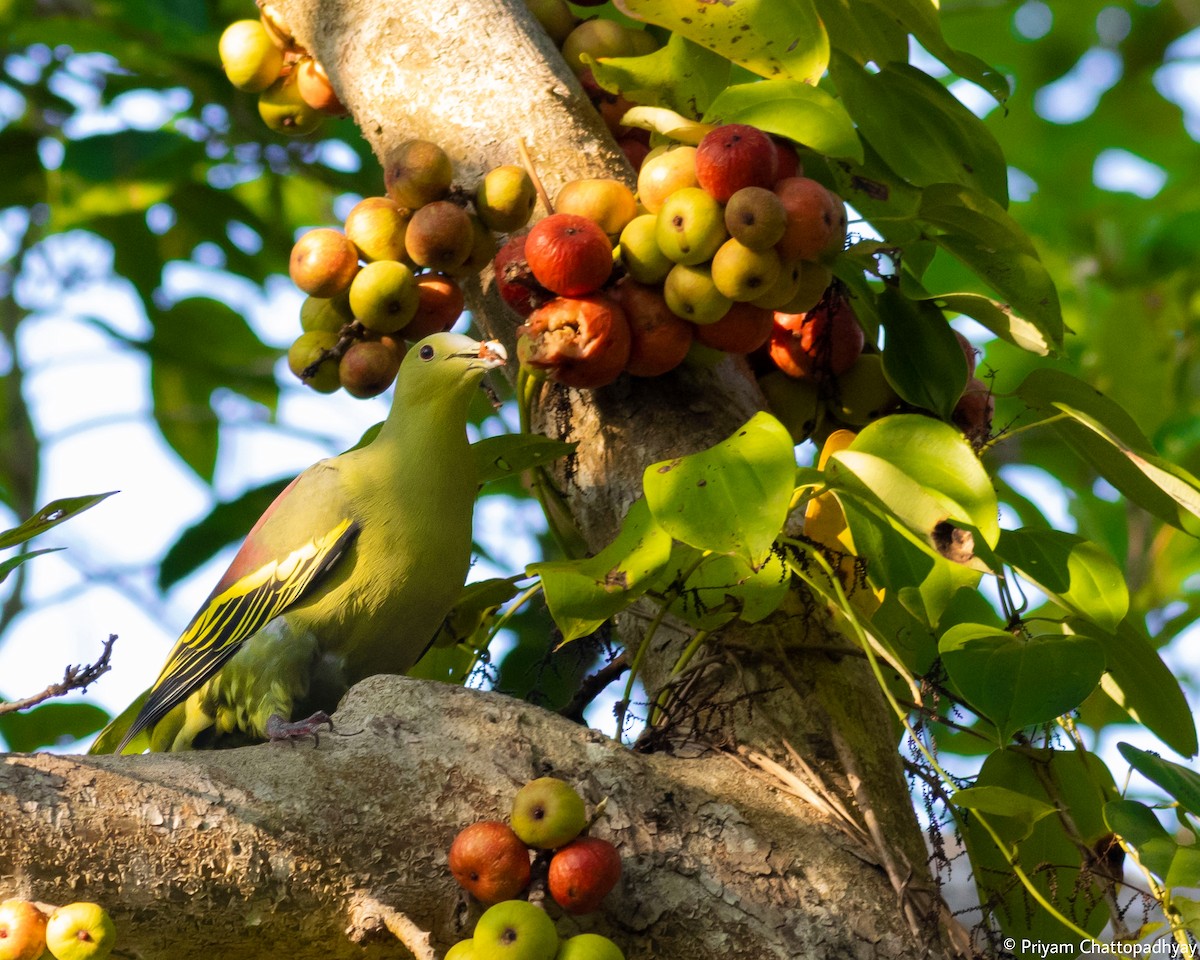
xmin=393 ymin=332 xmax=507 ymax=407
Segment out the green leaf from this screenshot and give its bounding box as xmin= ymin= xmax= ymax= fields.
xmin=828 ymin=54 xmax=1007 ymax=203
xmin=146 ymin=297 xmax=281 ymax=481
xmin=962 ymin=748 xmax=1117 ymax=944
xmin=0 ymin=701 xmax=111 ymax=752
xmin=0 ymin=548 xmax=64 ymax=585
xmin=866 ymin=591 xmax=939 ymax=675
xmin=917 ymin=183 xmax=1064 ymax=352
xmin=913 ymin=290 xmax=1054 ymax=357
xmin=939 ymin=624 xmax=1106 ymax=742
xmin=877 ymin=287 xmax=968 ymax=420
xmin=954 ymin=785 xmax=1056 ymax=831
xmin=473 ymin=434 xmax=577 ymax=485
xmin=614 ymin=0 xmax=830 ymax=83
xmin=703 ymin=80 xmax=862 ymax=162
xmin=590 ymin=31 xmax=730 ymax=117
xmin=530 ymin=498 xmax=673 ymax=643
xmin=831 ymin=414 xmax=999 ymax=547
xmin=996 ymin=529 xmax=1128 ymax=634
xmin=1104 ymin=800 xmax=1200 ymax=888
xmin=1118 ymin=742 xmax=1200 ymax=816
xmin=665 ymin=544 xmax=790 ymax=631
xmin=864 ymin=0 xmax=1009 ymax=103
xmin=150 ymin=361 xmax=220 ymax=482
xmin=813 ymin=0 xmax=908 ymax=67
xmin=644 ymin=411 xmax=794 ymax=567
xmin=1016 ymin=369 xmax=1200 ymax=535
xmin=1071 ymin=619 xmax=1197 ymax=759
xmin=409 ymin=639 xmax=478 ymax=685
xmin=61 ymin=129 xmax=198 ymax=183
xmin=431 ymin=577 xmax=524 ymax=650
xmin=838 ymin=493 xmax=978 ymax=629
xmin=0 ymin=493 xmax=118 ymax=550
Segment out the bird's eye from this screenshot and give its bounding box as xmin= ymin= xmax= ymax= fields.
xmin=419 ymin=344 xmax=435 ymax=361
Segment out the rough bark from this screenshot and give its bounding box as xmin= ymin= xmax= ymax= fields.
xmin=1 ymin=1 xmax=965 ymax=957
xmin=0 ymin=677 xmax=940 ymax=959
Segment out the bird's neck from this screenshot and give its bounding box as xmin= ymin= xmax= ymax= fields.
xmin=358 ymin=384 xmax=477 ymax=494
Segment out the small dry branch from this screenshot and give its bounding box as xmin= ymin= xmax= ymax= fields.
xmin=0 ymin=633 xmax=117 ymax=715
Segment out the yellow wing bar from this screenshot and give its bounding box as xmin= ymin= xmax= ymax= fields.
xmin=116 ymin=518 xmax=358 ymax=752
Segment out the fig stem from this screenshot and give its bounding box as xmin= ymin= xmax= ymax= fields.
xmin=517 ymin=137 xmax=554 ymax=216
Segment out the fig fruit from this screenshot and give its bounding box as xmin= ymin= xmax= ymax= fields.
xmin=219 ymin=19 xmax=284 ymax=93
xmin=695 ymin=123 xmax=778 ymax=202
xmin=476 ymin=165 xmax=538 ymax=234
xmin=525 ymin=213 xmax=613 ymax=297
xmin=518 ymin=295 xmax=630 ymax=389
xmin=386 ymin=139 xmax=453 ymax=209
xmin=289 ymin=228 xmax=359 ymax=298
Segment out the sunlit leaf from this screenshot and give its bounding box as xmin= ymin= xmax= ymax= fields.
xmin=703 ymin=80 xmax=862 ymax=162
xmin=644 ymin=411 xmax=794 ymax=566
xmin=590 ymin=32 xmax=730 ymax=117
xmin=530 ymin=498 xmax=672 ymax=643
xmin=1016 ymin=369 xmax=1200 ymax=535
xmin=830 ymin=414 xmax=999 ymax=547
xmin=614 ymin=0 xmax=829 ymax=83
xmin=665 ymin=543 xmax=790 ymax=631
xmin=838 ymin=494 xmax=978 ymax=629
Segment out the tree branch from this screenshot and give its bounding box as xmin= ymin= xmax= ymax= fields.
xmin=0 ymin=634 xmax=117 ymax=715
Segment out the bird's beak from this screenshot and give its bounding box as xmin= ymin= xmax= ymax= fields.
xmin=472 ymin=340 xmax=507 ymax=370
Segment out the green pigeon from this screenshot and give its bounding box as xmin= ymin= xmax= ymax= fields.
xmin=91 ymin=332 xmax=506 ymax=753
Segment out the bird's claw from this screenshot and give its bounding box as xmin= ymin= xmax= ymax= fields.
xmin=266 ymin=711 xmax=334 ymax=747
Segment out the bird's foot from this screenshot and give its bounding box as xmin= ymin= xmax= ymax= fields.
xmin=266 ymin=711 xmax=334 ymax=747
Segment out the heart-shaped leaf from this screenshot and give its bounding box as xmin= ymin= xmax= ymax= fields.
xmin=940 ymin=624 xmax=1105 ymax=743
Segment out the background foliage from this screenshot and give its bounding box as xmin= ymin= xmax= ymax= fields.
xmin=2 ymin=0 xmax=1200 ymax=949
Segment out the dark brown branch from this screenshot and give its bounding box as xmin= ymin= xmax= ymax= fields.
xmin=0 ymin=633 xmax=117 ymax=715
xmin=560 ymin=649 xmax=627 ymax=723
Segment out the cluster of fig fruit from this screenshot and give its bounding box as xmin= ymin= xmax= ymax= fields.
xmin=444 ymin=776 xmax=625 ymax=960
xmin=287 ymin=137 xmax=521 ymax=398
xmin=218 ymin=4 xmax=346 ymax=137
xmin=0 ymin=898 xmax=116 ymax=960
xmin=495 ymin=118 xmax=851 ymax=392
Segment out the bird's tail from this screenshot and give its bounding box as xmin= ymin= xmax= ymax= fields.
xmin=87 ymin=688 xmax=153 ymax=755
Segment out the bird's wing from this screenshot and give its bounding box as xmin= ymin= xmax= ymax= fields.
xmin=112 ymin=467 xmax=359 ymax=752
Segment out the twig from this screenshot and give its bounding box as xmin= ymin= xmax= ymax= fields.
xmin=516 ymin=137 xmax=554 ymax=216
xmin=560 ymin=651 xmax=627 ymax=723
xmin=0 ymin=634 xmax=117 ymax=715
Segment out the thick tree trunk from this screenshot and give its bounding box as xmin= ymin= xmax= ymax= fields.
xmin=1 ymin=2 xmax=966 ymax=957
